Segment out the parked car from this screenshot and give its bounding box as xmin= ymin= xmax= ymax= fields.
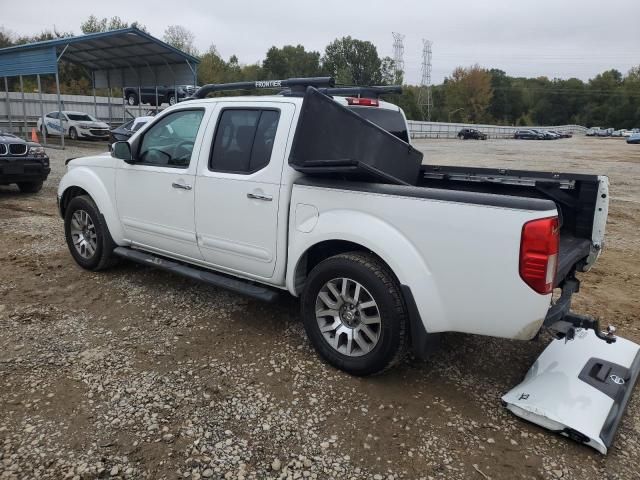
xmin=514 ymin=129 xmax=543 ymax=140
xmin=457 ymin=128 xmax=487 ymax=140
xmin=109 ymin=116 xmax=154 ymax=146
xmin=627 ymin=132 xmax=640 ymax=144
xmin=37 ymin=111 xmax=110 ymax=141
xmin=0 ymin=130 xmax=50 ymax=192
xmin=58 ymin=77 xmax=611 ymax=380
xmin=123 ymin=85 xmax=198 ymax=106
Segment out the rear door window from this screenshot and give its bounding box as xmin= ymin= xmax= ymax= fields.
xmin=209 ymin=109 xmax=280 ymax=174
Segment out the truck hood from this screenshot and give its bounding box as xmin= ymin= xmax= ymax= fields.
xmin=66 ymin=152 xmax=116 ymax=169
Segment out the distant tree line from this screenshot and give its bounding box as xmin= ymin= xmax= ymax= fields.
xmin=1 ymin=18 xmax=638 ymax=128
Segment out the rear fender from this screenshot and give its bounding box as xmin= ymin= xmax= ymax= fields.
xmin=287 ymin=209 xmax=446 ymax=334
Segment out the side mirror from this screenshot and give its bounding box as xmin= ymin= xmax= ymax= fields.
xmin=111 ymin=141 xmax=134 ymax=163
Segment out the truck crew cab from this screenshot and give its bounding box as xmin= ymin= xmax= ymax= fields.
xmin=57 ymin=77 xmax=638 ymax=453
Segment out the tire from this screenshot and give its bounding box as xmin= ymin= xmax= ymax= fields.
xmin=127 ymin=92 xmax=139 ymax=106
xmin=64 ymin=195 xmax=117 ymax=271
xmin=69 ymin=127 xmax=78 ymax=141
xmin=40 ymin=125 xmax=47 ymax=137
xmin=17 ymin=181 xmax=43 ymax=193
xmin=168 ymin=94 xmax=177 ymax=106
xmin=301 ymin=252 xmax=408 ymax=376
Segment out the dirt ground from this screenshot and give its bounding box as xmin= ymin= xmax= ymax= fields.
xmin=1 ymin=136 xmax=639 ymax=480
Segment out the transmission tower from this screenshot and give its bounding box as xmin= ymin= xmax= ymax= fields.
xmin=417 ymin=39 xmax=433 ymax=121
xmin=392 ymin=32 xmax=405 ymax=84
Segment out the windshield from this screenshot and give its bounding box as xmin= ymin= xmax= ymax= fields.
xmin=347 ymin=106 xmax=409 ymax=143
xmin=67 ymin=113 xmax=96 ymax=122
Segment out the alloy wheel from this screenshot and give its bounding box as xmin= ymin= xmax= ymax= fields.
xmin=315 ymin=277 xmax=382 ymax=357
xmin=70 ymin=209 xmax=97 ymax=259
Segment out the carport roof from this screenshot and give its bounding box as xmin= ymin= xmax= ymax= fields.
xmin=0 ymin=27 xmax=200 ymax=73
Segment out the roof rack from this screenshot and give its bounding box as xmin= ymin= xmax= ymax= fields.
xmin=316 ymin=85 xmax=403 ymax=99
xmin=191 ymin=77 xmax=335 ymax=99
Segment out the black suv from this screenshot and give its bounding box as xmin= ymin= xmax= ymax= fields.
xmin=123 ymin=85 xmax=198 ymax=106
xmin=457 ymin=128 xmax=487 ymax=140
xmin=0 ymin=131 xmax=50 ymax=193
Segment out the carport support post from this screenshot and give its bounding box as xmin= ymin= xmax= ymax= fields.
xmin=55 ymin=71 xmax=64 ymax=149
xmin=121 ymin=70 xmax=126 ymax=123
xmin=92 ymin=71 xmax=98 ymax=120
xmin=19 ymin=76 xmax=27 ymax=141
xmin=107 ymin=71 xmax=112 ymax=128
xmin=37 ymin=74 xmax=46 ymax=147
xmin=4 ymin=77 xmax=12 ymax=134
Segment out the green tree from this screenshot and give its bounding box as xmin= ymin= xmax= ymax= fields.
xmin=444 ymin=65 xmax=493 ymax=123
xmin=262 ymin=45 xmax=321 ymax=79
xmin=80 ymin=15 xmax=146 ymax=34
xmin=322 ymin=36 xmax=383 ymax=85
xmin=163 ymin=25 xmax=198 ymax=56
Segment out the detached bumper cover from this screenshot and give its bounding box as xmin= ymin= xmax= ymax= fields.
xmin=502 ymin=329 xmax=640 ymax=454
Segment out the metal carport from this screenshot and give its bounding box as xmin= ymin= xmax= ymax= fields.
xmin=0 ymin=27 xmax=199 ymax=148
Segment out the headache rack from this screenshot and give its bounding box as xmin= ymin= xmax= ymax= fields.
xmin=188 ymin=77 xmax=419 ymax=185
xmin=189 ymin=76 xmax=403 ymax=100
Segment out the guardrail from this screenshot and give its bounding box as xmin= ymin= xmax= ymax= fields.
xmin=408 ymin=120 xmax=588 ymax=139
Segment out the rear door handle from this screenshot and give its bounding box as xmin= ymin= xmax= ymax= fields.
xmin=247 ymin=192 xmax=272 ymax=201
xmin=172 ymin=182 xmax=192 ymax=190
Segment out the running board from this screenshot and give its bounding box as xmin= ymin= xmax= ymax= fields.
xmin=502 ymin=329 xmax=640 ymax=454
xmin=113 ymin=247 xmax=279 ymax=302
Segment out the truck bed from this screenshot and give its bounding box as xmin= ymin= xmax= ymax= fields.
xmin=419 ymin=165 xmax=605 ymax=284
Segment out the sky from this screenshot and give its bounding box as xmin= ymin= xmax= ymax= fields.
xmin=1 ymin=0 xmax=638 ymax=85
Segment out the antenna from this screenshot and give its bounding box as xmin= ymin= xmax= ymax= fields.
xmin=417 ymin=39 xmax=433 ymax=121
xmin=392 ymin=32 xmax=405 ymax=84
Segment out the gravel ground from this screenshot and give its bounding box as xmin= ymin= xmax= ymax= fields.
xmin=1 ymin=137 xmax=639 ymax=480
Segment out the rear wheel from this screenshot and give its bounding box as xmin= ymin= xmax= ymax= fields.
xmin=301 ymin=252 xmax=408 ymax=376
xmin=17 ymin=181 xmax=43 ymax=193
xmin=64 ymin=195 xmax=117 ymax=271
xmin=168 ymin=94 xmax=177 ymax=106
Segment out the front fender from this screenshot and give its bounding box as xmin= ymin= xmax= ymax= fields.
xmin=58 ymin=166 xmax=125 ymax=244
xmin=286 ymin=209 xmax=447 ymax=334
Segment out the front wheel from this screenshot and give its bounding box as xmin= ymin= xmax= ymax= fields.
xmin=301 ymin=252 xmax=408 ymax=376
xmin=168 ymin=94 xmax=177 ymax=106
xmin=69 ymin=127 xmax=78 ymax=141
xmin=64 ymin=195 xmax=117 ymax=271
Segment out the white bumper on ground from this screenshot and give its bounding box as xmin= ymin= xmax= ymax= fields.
xmin=502 ymin=329 xmax=640 ymax=454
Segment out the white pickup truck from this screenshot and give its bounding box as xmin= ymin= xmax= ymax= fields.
xmin=57 ymin=77 xmax=612 ymax=379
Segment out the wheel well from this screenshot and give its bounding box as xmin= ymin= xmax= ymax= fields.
xmin=294 ymin=240 xmax=392 ymax=294
xmin=59 ymin=186 xmax=89 ymax=218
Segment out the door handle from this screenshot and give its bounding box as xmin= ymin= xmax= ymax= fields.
xmin=172 ymin=182 xmax=192 ymax=190
xmin=247 ymin=192 xmax=273 ymax=201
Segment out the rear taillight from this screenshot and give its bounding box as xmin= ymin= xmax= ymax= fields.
xmin=346 ymin=97 xmax=379 ymax=107
xmin=519 ymin=216 xmax=559 ymax=295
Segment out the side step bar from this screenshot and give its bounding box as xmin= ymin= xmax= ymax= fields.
xmin=113 ymin=247 xmax=279 ymax=302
